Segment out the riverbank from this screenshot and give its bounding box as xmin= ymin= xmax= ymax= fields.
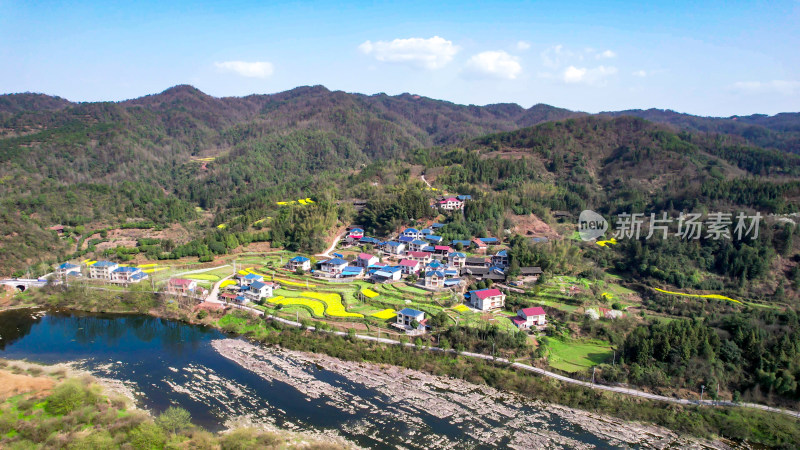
xmin=7 ymin=287 xmax=800 ymax=447
xmin=0 ymin=358 xmax=354 ymax=449
xmin=213 ymin=338 xmax=726 ymax=449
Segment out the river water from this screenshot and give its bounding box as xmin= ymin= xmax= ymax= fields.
xmin=0 ymin=308 xmax=689 ymax=449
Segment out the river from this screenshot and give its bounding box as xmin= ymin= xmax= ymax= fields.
xmin=0 ymin=308 xmax=716 ymax=449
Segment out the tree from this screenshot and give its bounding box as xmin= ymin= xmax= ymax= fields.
xmin=156 ymin=406 xmax=193 ymax=434
xmin=45 ymin=380 xmax=96 ymax=415
xmin=130 ymin=423 xmax=167 ymax=450
xmin=429 ymin=311 xmax=449 ymax=328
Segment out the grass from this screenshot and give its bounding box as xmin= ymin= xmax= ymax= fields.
xmin=217 ymin=313 xmax=264 ymax=334
xmin=546 ymin=338 xmax=614 ymax=373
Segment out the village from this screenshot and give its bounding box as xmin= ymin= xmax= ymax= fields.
xmin=42 ymin=195 xmax=552 ymax=334
xmin=28 ymin=192 xmax=633 ymax=374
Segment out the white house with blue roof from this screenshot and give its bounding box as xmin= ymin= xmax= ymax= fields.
xmin=408 ymin=239 xmax=428 ymax=252
xmin=424 ymin=270 xmax=446 ymax=288
xmin=491 ymin=249 xmax=509 ymax=267
xmin=382 ymin=241 xmax=406 ymax=255
xmin=448 ymin=252 xmax=467 ymax=267
xmin=111 ymin=266 xmax=148 ymax=284
xmin=56 ymin=263 xmax=81 ymax=277
xmin=396 ymin=307 xmax=426 ymax=332
xmin=371 ymin=265 xmax=402 ymax=283
xmin=287 ymin=256 xmax=311 ymax=271
xmin=319 ymin=258 xmax=349 ymax=274
xmin=240 ymin=273 xmax=264 ymax=286
xmin=245 ymin=280 xmax=274 ymax=302
xmin=89 ymin=261 xmax=119 ymax=280
xmin=401 ymin=228 xmax=419 ymax=239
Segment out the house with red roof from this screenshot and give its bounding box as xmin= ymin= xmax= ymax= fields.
xmin=356 ymin=253 xmax=379 ymax=268
xmin=346 ymin=227 xmax=364 ymax=243
xmin=511 ymin=306 xmax=547 ymax=330
xmin=432 ymin=245 xmax=452 ymax=256
xmin=468 ymin=288 xmax=506 ymax=311
xmin=471 ymin=238 xmax=488 ymax=252
xmin=398 ymin=259 xmax=421 ymax=275
xmin=220 ymin=293 xmax=238 ymax=302
xmin=406 ymin=251 xmax=433 ymax=263
xmin=168 ymin=278 xmax=197 ymax=295
xmin=436 ymin=197 xmax=464 ymax=210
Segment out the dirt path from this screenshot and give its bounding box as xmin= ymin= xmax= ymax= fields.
xmin=421 ymin=174 xmax=432 ymax=188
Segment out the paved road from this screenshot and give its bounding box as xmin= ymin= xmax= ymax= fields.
xmin=221 ymin=304 xmax=800 ymax=420
xmin=206 ymin=273 xmax=235 ymax=303
xmin=316 ymin=231 xmax=345 ymax=258
xmin=174 ymin=264 xmax=231 ymax=278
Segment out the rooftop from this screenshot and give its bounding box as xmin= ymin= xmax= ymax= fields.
xmin=398 ymin=308 xmax=424 ymax=317
xmin=521 ymin=306 xmax=546 ymax=316
xmin=472 ymin=288 xmax=503 ymax=300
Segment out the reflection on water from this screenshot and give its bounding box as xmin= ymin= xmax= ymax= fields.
xmin=0 ymin=309 xmax=635 ymax=449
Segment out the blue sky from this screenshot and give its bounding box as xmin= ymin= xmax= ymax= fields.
xmin=1 ymin=1 xmax=798 ymax=115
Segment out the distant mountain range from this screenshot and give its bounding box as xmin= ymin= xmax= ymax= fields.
xmin=0 ymin=84 xmax=798 ymax=274
xmin=2 ymin=85 xmax=798 ymax=153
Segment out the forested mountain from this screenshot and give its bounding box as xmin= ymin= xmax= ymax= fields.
xmin=0 ymin=85 xmax=798 ymax=276
xmin=600 ymin=108 xmax=800 ymax=154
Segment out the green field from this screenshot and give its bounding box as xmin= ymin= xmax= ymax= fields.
xmin=546 ymin=338 xmax=614 ymax=373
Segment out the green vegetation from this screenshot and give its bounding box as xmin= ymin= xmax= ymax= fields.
xmin=250 ymin=325 xmax=800 ymax=448
xmin=0 ymin=360 xmax=344 ymax=449
xmin=542 ymin=337 xmax=614 ymax=373
xmin=4 ymin=85 xmax=800 ymax=444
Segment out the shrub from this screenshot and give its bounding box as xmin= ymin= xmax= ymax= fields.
xmin=129 ymin=423 xmax=167 ymax=450
xmin=45 ymin=380 xmax=97 ymax=415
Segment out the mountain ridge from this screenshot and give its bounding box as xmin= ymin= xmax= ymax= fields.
xmin=3 ymin=84 xmax=797 ymax=153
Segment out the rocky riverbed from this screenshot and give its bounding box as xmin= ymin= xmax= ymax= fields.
xmin=212 ymin=339 xmax=731 ymax=449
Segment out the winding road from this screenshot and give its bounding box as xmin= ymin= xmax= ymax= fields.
xmin=218 ymin=302 xmax=800 ymax=420
xmin=316 ymin=231 xmax=346 ymax=258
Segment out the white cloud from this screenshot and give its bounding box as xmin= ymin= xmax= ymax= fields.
xmin=562 ymin=65 xmax=618 ymax=85
xmin=516 ymin=40 xmax=531 ymax=51
xmin=358 ymin=36 xmax=458 ymax=69
xmin=632 ymin=69 xmax=648 ymax=77
xmin=464 ymin=51 xmax=522 ymax=80
xmin=596 ymin=49 xmax=616 ymax=59
xmin=214 ymin=61 xmax=274 ymax=78
xmin=563 ymin=66 xmax=587 ymax=83
xmin=730 ymin=80 xmax=800 ymax=95
xmin=541 ymin=44 xmax=572 ymax=69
